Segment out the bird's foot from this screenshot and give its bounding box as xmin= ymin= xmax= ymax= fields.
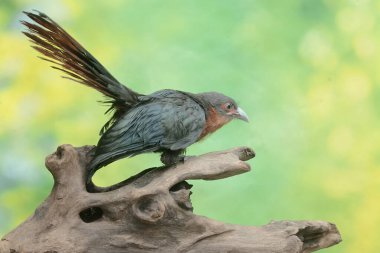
xmin=161 ymin=154 xmax=182 ymax=166
xmin=161 ymin=149 xmax=186 ymax=166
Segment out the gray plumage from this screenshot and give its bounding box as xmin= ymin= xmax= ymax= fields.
xmin=91 ymin=90 xmax=206 ymax=172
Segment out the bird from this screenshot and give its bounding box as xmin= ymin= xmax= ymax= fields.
xmin=21 ymin=11 xmax=249 ymax=188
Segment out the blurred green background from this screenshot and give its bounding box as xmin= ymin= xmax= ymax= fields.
xmin=1 ymin=0 xmax=379 ymax=252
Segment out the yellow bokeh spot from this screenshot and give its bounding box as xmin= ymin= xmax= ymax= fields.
xmin=340 ymin=69 xmax=371 ymax=102
xmin=299 ymin=29 xmax=337 ymax=68
xmin=336 ymin=7 xmax=375 ymax=34
xmin=354 ymin=34 xmax=376 ymax=60
xmin=327 ymin=126 xmax=354 ymax=157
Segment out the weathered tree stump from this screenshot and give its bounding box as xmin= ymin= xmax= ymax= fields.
xmin=0 ymin=145 xmax=341 ymax=253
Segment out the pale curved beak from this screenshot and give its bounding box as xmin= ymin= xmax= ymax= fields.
xmin=236 ymin=107 xmax=249 ymax=122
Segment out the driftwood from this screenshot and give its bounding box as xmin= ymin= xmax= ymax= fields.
xmin=0 ymin=144 xmax=341 ymax=253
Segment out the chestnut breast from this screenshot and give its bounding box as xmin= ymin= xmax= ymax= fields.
xmin=198 ymin=107 xmax=232 ymax=140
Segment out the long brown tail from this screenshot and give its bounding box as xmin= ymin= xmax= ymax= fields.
xmin=21 ymin=10 xmax=142 ymax=134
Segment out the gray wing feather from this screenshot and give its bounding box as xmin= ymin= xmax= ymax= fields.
xmin=90 ymin=92 xmax=205 ymax=170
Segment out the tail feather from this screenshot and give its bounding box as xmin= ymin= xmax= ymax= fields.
xmin=21 ymin=10 xmax=142 ymax=134
xmin=86 ymin=146 xmax=158 ymax=185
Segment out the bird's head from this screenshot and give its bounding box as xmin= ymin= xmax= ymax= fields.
xmin=197 ymin=92 xmax=249 ymax=122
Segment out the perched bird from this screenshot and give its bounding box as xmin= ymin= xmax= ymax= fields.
xmin=22 ymin=11 xmax=249 ymax=186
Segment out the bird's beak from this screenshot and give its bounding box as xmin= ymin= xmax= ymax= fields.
xmin=235 ymin=107 xmax=249 ymax=122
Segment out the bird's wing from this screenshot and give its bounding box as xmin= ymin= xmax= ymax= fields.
xmin=89 ymin=94 xmax=205 ymax=172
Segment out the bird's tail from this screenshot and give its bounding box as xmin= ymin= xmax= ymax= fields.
xmin=21 ymin=10 xmax=141 ymax=134
xmin=85 ymin=151 xmax=133 ymax=192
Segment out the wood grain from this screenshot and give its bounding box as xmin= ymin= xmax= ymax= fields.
xmin=0 ymin=145 xmax=341 ymax=253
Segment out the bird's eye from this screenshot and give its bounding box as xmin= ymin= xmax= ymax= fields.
xmin=225 ymin=103 xmax=233 ymax=110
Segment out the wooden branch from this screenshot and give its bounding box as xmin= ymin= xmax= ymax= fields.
xmin=0 ymin=144 xmax=341 ymax=253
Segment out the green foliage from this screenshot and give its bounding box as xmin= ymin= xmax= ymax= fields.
xmin=1 ymin=1 xmax=379 ymax=252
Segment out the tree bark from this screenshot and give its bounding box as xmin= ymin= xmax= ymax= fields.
xmin=0 ymin=144 xmax=341 ymax=253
